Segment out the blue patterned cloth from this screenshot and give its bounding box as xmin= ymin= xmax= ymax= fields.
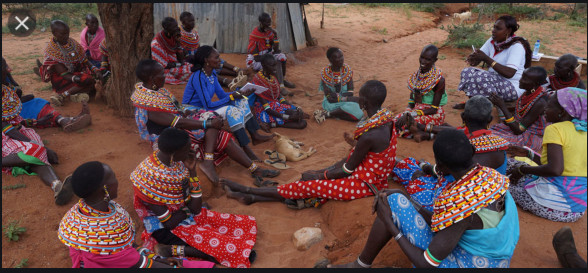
xmin=387 ymin=193 xmax=517 ymax=268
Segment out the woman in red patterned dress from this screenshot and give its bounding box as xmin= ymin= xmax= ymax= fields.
xmin=222 ymin=80 xmax=404 ymax=208
xmin=131 ymin=128 xmax=257 ymax=268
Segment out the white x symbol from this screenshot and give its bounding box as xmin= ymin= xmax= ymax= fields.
xmin=15 ymin=16 xmax=30 ymax=31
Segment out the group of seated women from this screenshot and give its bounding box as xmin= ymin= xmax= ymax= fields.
xmin=3 ymin=12 xmax=586 ymax=269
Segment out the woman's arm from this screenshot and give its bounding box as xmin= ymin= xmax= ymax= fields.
xmin=148 ymin=111 xmax=205 ymax=131
xmin=3 ymin=121 xmax=32 ymax=142
xmin=143 ymin=201 xmax=188 ymax=230
xmin=520 ymin=143 xmax=564 ymax=177
xmin=498 ymin=96 xmax=546 ymax=135
xmin=321 ymin=129 xmax=381 ymax=180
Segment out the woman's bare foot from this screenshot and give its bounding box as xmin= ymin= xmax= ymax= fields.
xmin=220 ymin=178 xmax=250 ymax=193
xmin=223 ymin=185 xmax=255 ymax=205
xmin=198 ymin=160 xmax=219 ymax=186
xmin=251 ymin=132 xmax=274 ymax=145
xmin=327 ymin=260 xmax=366 ymax=268
xmin=259 ymin=122 xmax=271 ymax=133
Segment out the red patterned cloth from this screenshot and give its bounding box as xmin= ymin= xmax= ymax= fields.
xmin=151 ymin=31 xmax=193 ymax=85
xmin=277 ymin=128 xmax=397 ymax=201
xmin=40 ymin=37 xmax=95 ymax=93
xmin=247 ymin=27 xmax=277 ymax=54
xmin=463 ymin=128 xmax=509 ymax=153
xmin=131 ymin=153 xmax=257 ymax=268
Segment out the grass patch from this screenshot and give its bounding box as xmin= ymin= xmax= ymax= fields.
xmin=567 ymin=12 xmax=587 ymax=27
xmin=440 ymin=23 xmax=487 ymax=49
xmin=406 ymin=3 xmax=445 ymax=13
xmin=14 ymin=258 xmax=28 ymax=268
xmin=371 ymin=26 xmax=388 ymax=35
xmin=438 ymin=55 xmax=446 ymax=60
xmin=3 ymin=221 xmax=26 ymax=242
xmin=473 ymin=3 xmax=545 ymax=20
xmin=40 ymin=85 xmax=52 ymax=91
xmin=2 ymin=184 xmax=27 ymax=190
xmin=11 ymin=70 xmax=34 ymax=76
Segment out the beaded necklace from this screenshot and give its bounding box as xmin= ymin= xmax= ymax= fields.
xmin=130 ymin=151 xmax=188 ymax=205
xmin=256 ymin=70 xmax=281 ymax=100
xmin=58 ymin=199 xmax=135 ymax=255
xmin=431 ymin=165 xmax=507 ymax=232
xmin=202 ymin=69 xmax=215 ymax=85
xmin=515 ymin=86 xmax=545 ymax=119
xmin=131 ymin=83 xmax=181 ymax=114
xmin=549 ymin=73 xmax=580 ymax=90
xmin=321 ymin=64 xmax=352 ymax=88
xmin=463 ymin=128 xmax=509 ymax=153
xmin=407 ymin=65 xmax=442 ymax=95
xmin=353 ymin=108 xmax=394 ymax=140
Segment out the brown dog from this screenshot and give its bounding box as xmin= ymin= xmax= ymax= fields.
xmin=274 ymin=132 xmax=317 ymax=162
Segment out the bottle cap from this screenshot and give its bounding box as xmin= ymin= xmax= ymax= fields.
xmin=537 ymin=40 xmax=540 ymax=42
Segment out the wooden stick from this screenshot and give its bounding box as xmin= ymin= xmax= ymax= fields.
xmin=320 ymin=3 xmax=324 ymax=29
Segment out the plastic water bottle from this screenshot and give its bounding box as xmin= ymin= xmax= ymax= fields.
xmin=533 ymin=40 xmax=541 ymax=57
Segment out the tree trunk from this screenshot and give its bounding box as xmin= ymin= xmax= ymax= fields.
xmin=97 ymin=3 xmax=153 ymax=117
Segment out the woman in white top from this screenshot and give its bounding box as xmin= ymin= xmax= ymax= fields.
xmin=454 ymin=15 xmax=532 ymax=109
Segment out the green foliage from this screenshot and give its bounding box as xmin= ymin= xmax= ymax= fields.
xmin=567 ymin=11 xmax=587 ymax=27
xmin=3 ymin=3 xmax=98 ymax=30
xmin=2 ymin=184 xmax=27 ymax=190
xmin=440 ymin=23 xmax=487 ymax=49
xmin=3 ymin=221 xmax=26 ymax=242
xmin=407 ymin=3 xmax=445 ymax=13
xmin=473 ymin=4 xmax=545 ymax=20
xmin=14 ymin=258 xmax=28 ymax=268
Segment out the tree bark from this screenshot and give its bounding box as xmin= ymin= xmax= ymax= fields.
xmin=97 ymin=3 xmax=153 ymax=117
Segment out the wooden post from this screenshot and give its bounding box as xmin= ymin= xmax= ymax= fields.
xmin=320 ymin=3 xmax=324 ymax=29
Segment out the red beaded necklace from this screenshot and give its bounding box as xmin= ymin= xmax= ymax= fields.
xmin=515 ymin=86 xmax=545 ymax=119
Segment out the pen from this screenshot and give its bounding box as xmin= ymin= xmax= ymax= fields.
xmin=472 ymin=45 xmax=475 ymax=52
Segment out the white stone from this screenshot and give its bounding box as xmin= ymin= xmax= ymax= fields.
xmin=292 ymin=227 xmax=323 ymax=251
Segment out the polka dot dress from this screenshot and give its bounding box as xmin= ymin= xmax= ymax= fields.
xmin=277 ymin=136 xmax=397 ymax=201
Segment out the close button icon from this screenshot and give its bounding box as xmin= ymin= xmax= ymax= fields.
xmin=8 ymin=9 xmax=37 ymax=37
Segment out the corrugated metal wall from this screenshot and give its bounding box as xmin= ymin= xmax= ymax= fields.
xmin=153 ymin=3 xmax=305 ymax=53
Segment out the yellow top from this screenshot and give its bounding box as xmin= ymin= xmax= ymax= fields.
xmin=541 ymin=121 xmax=587 ymax=177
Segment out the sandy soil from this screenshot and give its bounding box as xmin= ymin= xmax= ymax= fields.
xmin=2 ymin=3 xmax=587 ymax=268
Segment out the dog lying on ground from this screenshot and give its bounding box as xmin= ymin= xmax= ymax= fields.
xmin=274 ymin=132 xmax=317 ymax=162
xmin=452 ymin=11 xmax=471 ymax=24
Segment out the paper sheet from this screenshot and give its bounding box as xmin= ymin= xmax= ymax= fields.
xmin=240 ymin=82 xmax=268 ymax=94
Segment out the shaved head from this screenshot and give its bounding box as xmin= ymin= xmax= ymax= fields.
xmin=51 ymin=20 xmax=69 ymax=32
xmin=422 ymin=44 xmax=438 ymax=58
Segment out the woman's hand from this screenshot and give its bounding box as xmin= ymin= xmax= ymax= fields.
xmin=183 ymin=149 xmax=198 ymax=174
xmin=240 ymin=88 xmax=255 ymax=97
xmin=469 ymin=49 xmax=490 ymax=65
xmin=375 ymin=192 xmax=401 ymax=236
xmin=489 ymin=92 xmax=506 ymax=110
xmin=326 ymin=92 xmax=339 ymax=103
xmin=506 ymin=145 xmax=529 ymax=158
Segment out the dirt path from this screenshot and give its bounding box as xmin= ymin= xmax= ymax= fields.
xmin=2 ymin=3 xmax=586 ymax=268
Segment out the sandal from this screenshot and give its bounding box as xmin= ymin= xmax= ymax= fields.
xmin=264 ymin=150 xmax=287 ymax=162
xmin=70 ymin=93 xmax=90 ymax=103
xmin=252 ymin=175 xmax=279 ymax=187
xmin=553 ymin=226 xmax=577 ymax=268
xmin=63 ymin=114 xmax=92 ymax=133
xmin=313 ymin=109 xmax=327 ymax=124
xmin=54 ymin=175 xmax=74 ymax=206
xmin=252 ymin=168 xmax=280 ymax=178
xmin=229 ymin=71 xmax=248 ymax=91
xmin=285 ymin=198 xmax=322 ymax=210
xmin=264 ymin=159 xmax=290 ymax=170
xmin=50 ymin=94 xmax=65 ymax=107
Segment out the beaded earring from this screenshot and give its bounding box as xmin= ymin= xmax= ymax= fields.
xmin=103 ymin=185 xmax=111 ymax=202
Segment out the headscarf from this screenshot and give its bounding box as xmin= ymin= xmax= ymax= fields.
xmin=557 ymin=87 xmax=587 ymax=131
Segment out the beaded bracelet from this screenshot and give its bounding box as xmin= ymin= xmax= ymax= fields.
xmin=416 ymin=110 xmax=424 ymax=116
xmin=323 ymin=170 xmax=329 ymax=180
xmin=2 ymin=124 xmax=14 ymax=134
xmin=430 ymin=105 xmax=439 ymax=109
xmin=518 ymin=123 xmax=527 ymax=131
xmin=504 ymin=116 xmax=515 ymax=123
xmin=263 ymin=103 xmax=270 ymax=111
xmin=342 ymin=163 xmax=354 ymax=174
xmin=490 ymin=61 xmax=497 ymax=68
xmin=171 ymin=116 xmax=180 ymax=127
xmin=229 ymin=94 xmax=235 ymax=101
xmin=157 ymin=210 xmax=172 ymax=223
xmin=279 ymin=98 xmax=286 ymax=103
